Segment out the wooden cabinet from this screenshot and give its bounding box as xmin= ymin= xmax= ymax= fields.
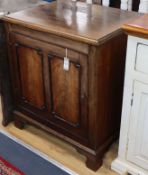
xmin=1 ymin=1 xmax=140 ymax=171
xmin=112 ymin=14 xmax=148 ymax=175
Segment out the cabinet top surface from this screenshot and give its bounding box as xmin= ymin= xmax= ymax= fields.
xmin=3 ymin=0 xmax=141 ymax=45
xmin=123 ymin=14 xmax=148 ymax=39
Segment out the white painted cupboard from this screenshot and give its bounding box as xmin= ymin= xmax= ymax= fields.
xmin=112 ymin=15 xmax=148 ymax=175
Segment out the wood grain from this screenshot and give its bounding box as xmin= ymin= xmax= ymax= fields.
xmin=0 ymin=22 xmax=13 ymax=126
xmin=2 ymin=0 xmax=140 ymax=45
xmin=50 ymin=56 xmax=79 ymax=125
xmin=17 ymin=45 xmax=45 ymax=109
xmin=123 ymin=14 xmax=148 ymax=39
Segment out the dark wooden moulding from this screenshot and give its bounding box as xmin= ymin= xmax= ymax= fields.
xmin=0 ymin=21 xmax=13 ymax=126
xmin=1 ymin=1 xmax=141 ymax=171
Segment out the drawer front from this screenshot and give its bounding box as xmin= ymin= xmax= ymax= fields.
xmin=9 ymin=32 xmax=89 ymax=143
xmin=135 ymin=43 xmax=148 ymax=75
xmin=9 ymin=24 xmax=89 ymax=55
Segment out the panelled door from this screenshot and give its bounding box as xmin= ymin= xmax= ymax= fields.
xmin=9 ymin=34 xmax=49 ymax=122
xmin=9 ymin=33 xmax=89 ymax=143
xmin=48 ymin=51 xmax=88 ymax=141
xmin=127 ymin=81 xmax=148 ymax=171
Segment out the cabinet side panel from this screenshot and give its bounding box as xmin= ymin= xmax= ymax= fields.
xmin=98 ymin=34 xmax=127 ymax=145
xmin=89 ymin=34 xmax=127 ymax=149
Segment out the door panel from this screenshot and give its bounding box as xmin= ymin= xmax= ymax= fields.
xmin=10 ymin=39 xmax=47 ymax=115
xmin=127 ymin=81 xmax=148 ymax=171
xmin=50 ymin=57 xmax=80 ymax=126
xmin=135 ymin=43 xmax=148 ymax=75
xmin=16 ymin=44 xmax=45 ymax=109
xmin=48 ymin=53 xmax=88 ymax=139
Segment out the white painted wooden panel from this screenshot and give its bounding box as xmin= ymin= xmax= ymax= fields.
xmin=121 ymin=0 xmax=128 ymax=10
xmin=128 ymin=0 xmax=133 ymax=11
xmin=86 ymin=0 xmax=92 ymax=4
xmin=135 ymin=44 xmax=148 ymax=75
xmin=102 ymin=0 xmax=110 ymax=6
xmin=120 ymin=0 xmax=135 ymax=11
xmin=139 ymin=0 xmax=148 ymax=13
xmin=127 ymin=81 xmax=148 ymax=171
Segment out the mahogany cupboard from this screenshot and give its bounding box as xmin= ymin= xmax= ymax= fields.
xmin=1 ymin=1 xmax=140 ymax=171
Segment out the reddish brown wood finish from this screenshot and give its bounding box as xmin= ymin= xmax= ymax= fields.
xmin=2 ymin=1 xmax=140 ymax=45
xmin=17 ymin=45 xmax=45 ymax=109
xmin=8 ymin=32 xmax=89 ymax=145
xmin=1 ymin=1 xmax=141 ymax=171
xmin=50 ymin=56 xmax=79 ymax=125
xmin=0 ymin=21 xmax=13 ymax=126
